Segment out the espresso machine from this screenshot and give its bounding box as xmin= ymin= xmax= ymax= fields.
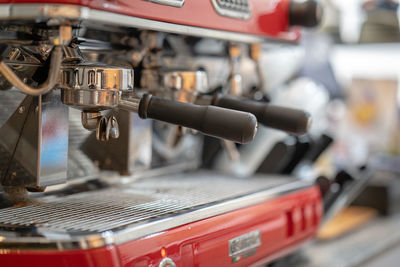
xmin=0 ymin=1 xmax=323 ymax=266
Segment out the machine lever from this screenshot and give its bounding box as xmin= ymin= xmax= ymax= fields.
xmin=119 ymin=94 xmax=257 ymax=144
xmin=213 ymin=95 xmax=311 ymax=135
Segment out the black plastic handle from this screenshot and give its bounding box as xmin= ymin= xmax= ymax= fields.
xmin=289 ymin=0 xmax=322 ymax=27
xmin=138 ymin=94 xmax=257 ymax=144
xmin=214 ymin=95 xmax=311 ymax=135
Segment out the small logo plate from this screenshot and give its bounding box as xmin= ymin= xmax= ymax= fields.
xmin=229 ymin=230 xmax=261 ymax=257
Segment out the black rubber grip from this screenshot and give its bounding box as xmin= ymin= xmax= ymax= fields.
xmin=289 ymin=0 xmax=322 ymax=27
xmin=139 ymin=94 xmax=257 ymax=144
xmin=214 ymin=95 xmax=311 ymax=135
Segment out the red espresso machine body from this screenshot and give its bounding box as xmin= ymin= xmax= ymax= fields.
xmin=0 ymin=0 xmax=323 ymax=266
xmin=0 ymin=185 xmax=322 ymax=267
xmin=0 ymin=0 xmax=297 ymax=40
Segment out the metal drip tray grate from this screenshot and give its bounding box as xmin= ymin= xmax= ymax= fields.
xmin=0 ymin=172 xmax=309 ymax=247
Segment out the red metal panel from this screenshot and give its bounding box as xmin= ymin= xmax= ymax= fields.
xmin=0 ymin=0 xmax=300 ymax=40
xmin=0 ymin=245 xmax=122 ymax=267
xmin=118 ymin=186 xmax=322 ymax=267
xmin=0 ymin=186 xmax=322 ymax=267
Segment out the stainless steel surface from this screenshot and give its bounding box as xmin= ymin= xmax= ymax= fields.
xmin=81 ymin=111 xmax=101 ymax=130
xmin=58 ymin=25 xmax=72 ymax=46
xmin=228 ymin=44 xmax=243 ymax=95
xmin=211 ymin=0 xmax=251 ymax=20
xmin=163 ymin=70 xmax=208 ymax=103
xmin=60 ymin=63 xmax=134 ymax=110
xmin=119 ymin=98 xmax=141 ymax=113
xmin=250 ymin=43 xmax=265 ymax=91
xmin=0 ymin=90 xmax=26 ymax=126
xmin=0 ymin=4 xmax=294 ymax=44
xmin=140 ymin=69 xmax=160 ymax=92
xmin=222 ymin=139 xmax=240 ymax=161
xmin=106 ymin=116 xmax=120 ymax=139
xmin=5 ymin=47 xmax=42 ymax=64
xmin=95 ymin=115 xmax=120 ymax=141
xmin=0 ymin=172 xmax=311 ymax=250
xmin=0 ymin=46 xmax=63 ymax=96
xmin=67 ymin=108 xmax=100 ymax=180
xmin=62 ymin=46 xmax=83 ymax=63
xmin=81 ymin=110 xmax=152 ymax=174
xmin=0 ymin=94 xmax=98 ymax=183
xmin=62 ymin=89 xmax=121 ymax=111
xmin=230 ymin=73 xmax=243 ymax=95
xmin=137 ymin=70 xmax=209 ymax=164
xmin=0 ymin=4 xmax=85 ymax=20
xmin=215 ymin=126 xmax=287 ymax=177
xmin=0 ymin=92 xmax=69 ymax=187
xmin=146 ymin=0 xmax=185 ymax=7
xmin=67 ymin=147 xmax=99 ymax=180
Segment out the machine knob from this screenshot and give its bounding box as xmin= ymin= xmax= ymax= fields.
xmin=289 ymin=0 xmax=322 ymax=27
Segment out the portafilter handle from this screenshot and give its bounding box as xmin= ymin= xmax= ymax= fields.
xmin=119 ymin=94 xmax=257 ymax=144
xmin=213 ymin=95 xmax=311 ymax=135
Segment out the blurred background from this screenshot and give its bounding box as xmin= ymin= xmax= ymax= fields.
xmin=264 ymin=0 xmax=400 ymax=266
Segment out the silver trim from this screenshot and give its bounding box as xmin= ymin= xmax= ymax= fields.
xmin=145 ymin=0 xmax=185 ymax=8
xmin=0 ymin=4 xmax=295 ymax=44
xmin=211 ymin=0 xmax=251 ymax=20
xmin=115 ymin=180 xmax=310 ymax=245
xmin=0 ymin=179 xmax=312 ymax=250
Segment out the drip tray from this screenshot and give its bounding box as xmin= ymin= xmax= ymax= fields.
xmin=0 ymin=172 xmax=311 ymax=249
